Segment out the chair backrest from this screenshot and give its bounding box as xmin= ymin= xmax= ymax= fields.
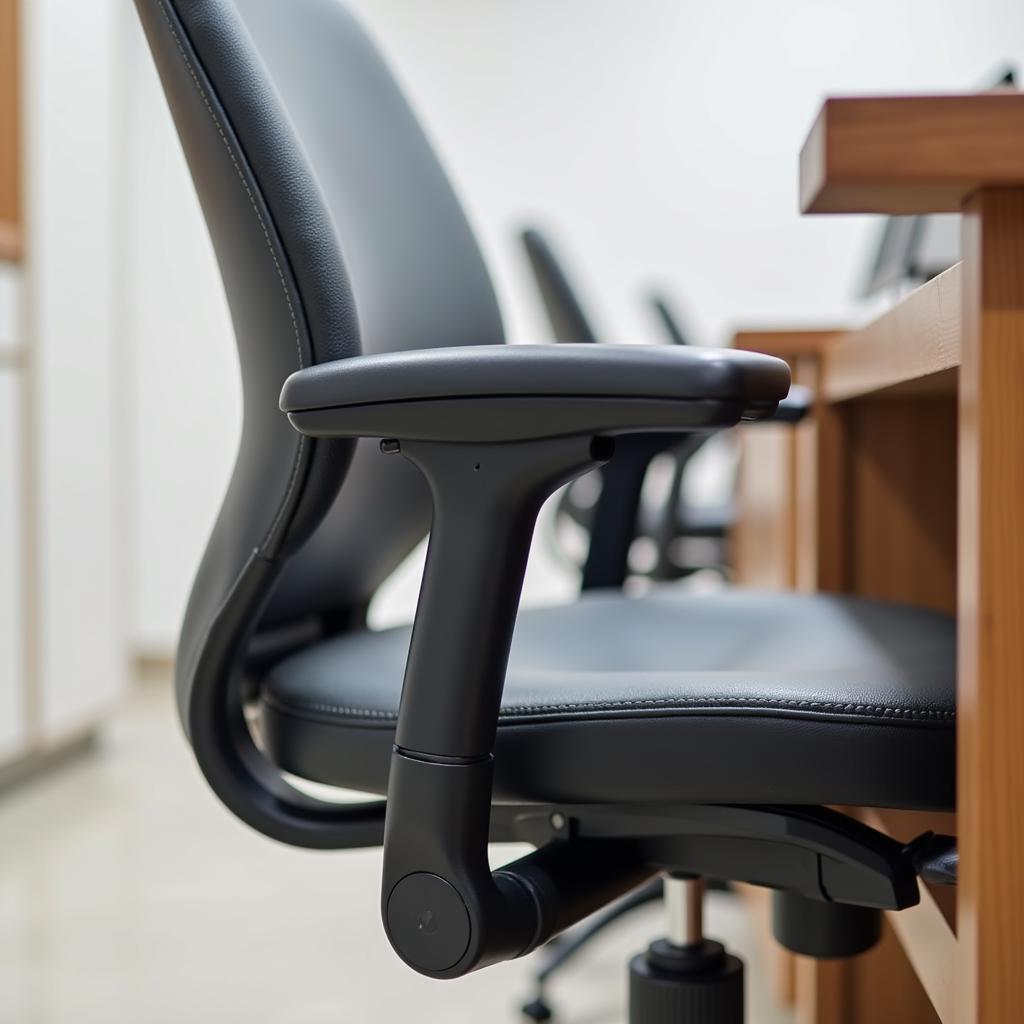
xmin=648 ymin=295 xmax=690 ymax=346
xmin=520 ymin=228 xmax=600 ymax=343
xmin=134 ymin=0 xmax=505 ymax=730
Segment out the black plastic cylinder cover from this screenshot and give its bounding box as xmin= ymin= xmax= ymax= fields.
xmin=772 ymin=890 xmax=881 ymax=958
xmin=629 ymin=941 xmax=744 ymax=1024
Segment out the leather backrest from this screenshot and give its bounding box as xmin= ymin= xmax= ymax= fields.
xmin=133 ymin=0 xmax=504 ymax=725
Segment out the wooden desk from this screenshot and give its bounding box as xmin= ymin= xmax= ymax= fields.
xmin=732 ymin=93 xmax=1024 ymax=1024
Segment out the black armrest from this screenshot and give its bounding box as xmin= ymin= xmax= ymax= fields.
xmin=282 ymin=343 xmax=790 ymax=979
xmin=280 ymin=343 xmax=791 ymax=441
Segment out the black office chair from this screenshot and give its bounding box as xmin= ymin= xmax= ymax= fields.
xmin=641 ymin=294 xmax=740 ymax=582
xmin=521 ymin=228 xmax=757 ymax=587
xmin=520 ymin=226 xmax=705 ymax=590
xmin=520 ymin=228 xmax=734 ymax=587
xmin=135 ymin=3 xmax=957 ymax=1022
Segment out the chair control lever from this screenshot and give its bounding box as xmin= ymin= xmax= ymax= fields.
xmin=907 ymin=832 xmax=958 ymax=885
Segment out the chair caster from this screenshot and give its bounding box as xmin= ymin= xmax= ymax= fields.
xmin=629 ymin=939 xmax=744 ymax=1024
xmin=521 ymin=995 xmax=554 ymax=1021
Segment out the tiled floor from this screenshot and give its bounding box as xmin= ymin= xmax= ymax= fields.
xmin=0 ymin=679 xmax=793 ymax=1024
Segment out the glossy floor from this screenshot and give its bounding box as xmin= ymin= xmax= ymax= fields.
xmin=0 ymin=679 xmax=792 ymax=1024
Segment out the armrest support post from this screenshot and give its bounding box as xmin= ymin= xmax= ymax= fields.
xmin=394 ymin=434 xmax=609 ymax=758
xmin=380 ymin=433 xmax=653 ymax=978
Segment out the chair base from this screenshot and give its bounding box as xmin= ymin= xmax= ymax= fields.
xmin=521 ymin=877 xmax=665 ymax=1021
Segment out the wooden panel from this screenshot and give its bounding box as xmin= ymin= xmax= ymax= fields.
xmin=732 ymin=423 xmax=798 ymax=589
xmin=731 ymin=336 xmax=840 ymax=593
xmin=792 ymin=356 xmax=824 ymax=591
xmin=795 ymin=956 xmax=849 ymax=1024
xmin=800 ymin=94 xmax=1024 ymax=214
xmin=796 ymin=926 xmax=943 ymax=1024
xmin=800 ymin=377 xmax=849 ymax=593
xmin=863 ymin=809 xmax=958 ymax=1023
xmin=845 ymin=399 xmax=958 ymax=612
xmin=848 ymin=924 xmax=943 ymax=1024
xmin=884 ymin=897 xmax=957 ymax=1024
xmin=739 ymin=884 xmax=796 ymax=1008
xmin=733 ymin=328 xmax=844 ymax=358
xmin=0 ymin=0 xmax=20 ymax=258
xmin=956 ymin=188 xmax=1024 ymax=1023
xmin=822 ymin=266 xmax=962 ymax=403
xmin=790 ymin=389 xmax=957 ymax=1023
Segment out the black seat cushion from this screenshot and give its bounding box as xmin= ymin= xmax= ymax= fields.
xmin=261 ymin=590 xmax=956 ymax=810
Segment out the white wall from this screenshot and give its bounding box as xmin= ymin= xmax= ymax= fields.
xmin=119 ymin=0 xmax=1024 ymax=652
xmin=22 ymin=0 xmax=127 ymax=733
xmin=0 ymin=369 xmax=24 ymax=756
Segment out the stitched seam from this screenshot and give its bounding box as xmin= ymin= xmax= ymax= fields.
xmin=268 ymin=694 xmax=956 ymax=723
xmin=157 ymin=0 xmax=306 ymax=549
xmin=499 ymin=697 xmax=956 ymax=719
xmin=272 ymin=700 xmax=397 ymax=721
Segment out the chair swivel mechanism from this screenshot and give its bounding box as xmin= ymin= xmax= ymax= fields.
xmin=134 ymin=2 xmax=958 ymax=1021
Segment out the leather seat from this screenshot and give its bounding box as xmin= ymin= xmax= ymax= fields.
xmin=263 ymin=590 xmax=955 ymax=810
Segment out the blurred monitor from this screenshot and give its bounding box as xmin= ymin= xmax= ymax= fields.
xmin=861 ymin=66 xmax=1016 ymax=298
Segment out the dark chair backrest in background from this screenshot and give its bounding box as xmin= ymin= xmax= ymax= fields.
xmin=134 ymin=0 xmax=504 ymax=750
xmin=518 ymin=226 xmax=717 ymax=587
xmin=648 ymin=294 xmax=690 ymax=346
xmin=520 ymin=228 xmax=600 ymax=344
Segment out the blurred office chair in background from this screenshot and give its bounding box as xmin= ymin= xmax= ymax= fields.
xmin=520 ymin=227 xmax=735 ymax=588
xmin=134 ymin=3 xmax=959 ymax=1022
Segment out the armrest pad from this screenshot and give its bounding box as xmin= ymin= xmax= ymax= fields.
xmin=280 ymin=344 xmax=790 ymax=411
xmin=280 ymin=344 xmax=791 ymax=443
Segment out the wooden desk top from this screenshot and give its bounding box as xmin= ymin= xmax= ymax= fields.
xmin=823 ymin=264 xmax=961 ymax=401
xmin=800 ymin=93 xmax=1024 ymax=214
xmin=733 ymin=265 xmax=962 ymax=403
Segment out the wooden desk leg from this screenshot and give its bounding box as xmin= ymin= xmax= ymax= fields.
xmin=794 ymin=924 xmax=942 ymax=1024
xmin=791 ymin=385 xmax=948 ymax=1022
xmin=795 ymin=956 xmax=849 ymax=1024
xmin=957 ymin=188 xmax=1024 ymax=1024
